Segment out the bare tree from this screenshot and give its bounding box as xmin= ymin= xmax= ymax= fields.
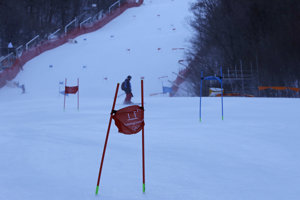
xmin=187 ymin=0 xmax=300 ymax=97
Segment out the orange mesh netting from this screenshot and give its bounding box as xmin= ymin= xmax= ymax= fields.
xmin=258 ymin=86 xmax=300 ymax=92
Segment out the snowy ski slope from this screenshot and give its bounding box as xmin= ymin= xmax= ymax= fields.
xmin=2 ymin=0 xmax=194 ymax=98
xmin=1 ymin=0 xmax=300 ymax=200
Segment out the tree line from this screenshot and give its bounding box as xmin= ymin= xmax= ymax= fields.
xmin=0 ymin=0 xmax=117 ymax=56
xmin=187 ymin=0 xmax=300 ymax=97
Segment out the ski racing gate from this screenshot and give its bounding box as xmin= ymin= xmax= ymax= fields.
xmin=200 ymin=67 xmax=224 ymax=122
xmin=95 ymin=80 xmax=146 ymax=196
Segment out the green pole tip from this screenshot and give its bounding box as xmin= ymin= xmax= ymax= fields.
xmin=95 ymin=186 xmax=99 ymax=195
xmin=199 ymin=118 xmax=202 ymax=122
xmin=143 ymin=183 xmax=145 ymax=193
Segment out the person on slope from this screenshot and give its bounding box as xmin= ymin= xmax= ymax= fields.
xmin=121 ymin=75 xmax=133 ymax=104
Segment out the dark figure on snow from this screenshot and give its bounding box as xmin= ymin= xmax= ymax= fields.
xmin=21 ymin=84 xmax=25 ymax=94
xmin=121 ymin=75 xmax=133 ymax=104
xmin=13 ymin=81 xmax=25 ymax=94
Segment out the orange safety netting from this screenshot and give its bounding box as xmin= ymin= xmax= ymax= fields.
xmin=289 ymin=87 xmax=300 ymax=92
xmin=216 ymin=93 xmax=254 ymax=97
xmin=258 ymin=86 xmax=300 ymax=92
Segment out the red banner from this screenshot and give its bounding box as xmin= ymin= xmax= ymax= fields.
xmin=65 ymin=86 xmax=78 ymax=94
xmin=112 ymin=105 xmax=144 ymax=135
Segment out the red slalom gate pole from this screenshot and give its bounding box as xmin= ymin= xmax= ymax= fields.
xmin=95 ymin=83 xmax=120 ymax=195
xmin=141 ymin=79 xmax=146 ymax=193
xmin=64 ymin=78 xmax=67 ymax=110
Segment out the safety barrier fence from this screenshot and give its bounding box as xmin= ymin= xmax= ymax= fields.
xmin=170 ymin=60 xmax=190 ymax=97
xmin=170 ymin=68 xmax=190 ymax=97
xmin=0 ymin=0 xmax=143 ymax=88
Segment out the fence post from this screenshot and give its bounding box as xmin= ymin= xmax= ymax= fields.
xmin=65 ymin=18 xmax=77 ymax=35
xmin=256 ymin=55 xmax=260 ymax=97
xmin=48 ymin=29 xmax=61 ymax=40
xmin=109 ymin=0 xmax=121 ymax=14
xmin=80 ymin=17 xmax=92 ymax=28
xmin=240 ymin=60 xmax=245 ymax=95
xmin=16 ymin=45 xmax=23 ymax=58
xmin=26 ymin=35 xmax=40 ymax=50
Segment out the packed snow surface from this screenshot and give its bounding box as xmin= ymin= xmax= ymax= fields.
xmin=1 ymin=0 xmax=300 ymax=200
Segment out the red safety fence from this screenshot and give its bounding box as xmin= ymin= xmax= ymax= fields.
xmin=258 ymin=86 xmax=300 ymax=92
xmin=216 ymin=93 xmax=254 ymax=97
xmin=0 ymin=0 xmax=143 ymax=89
xmin=170 ymin=67 xmax=190 ymax=97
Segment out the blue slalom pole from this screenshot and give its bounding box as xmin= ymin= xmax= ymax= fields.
xmin=200 ymin=71 xmax=203 ymax=122
xmin=220 ymin=66 xmax=224 ymax=120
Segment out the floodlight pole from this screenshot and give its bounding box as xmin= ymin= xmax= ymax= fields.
xmin=95 ymin=83 xmax=120 ymax=195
